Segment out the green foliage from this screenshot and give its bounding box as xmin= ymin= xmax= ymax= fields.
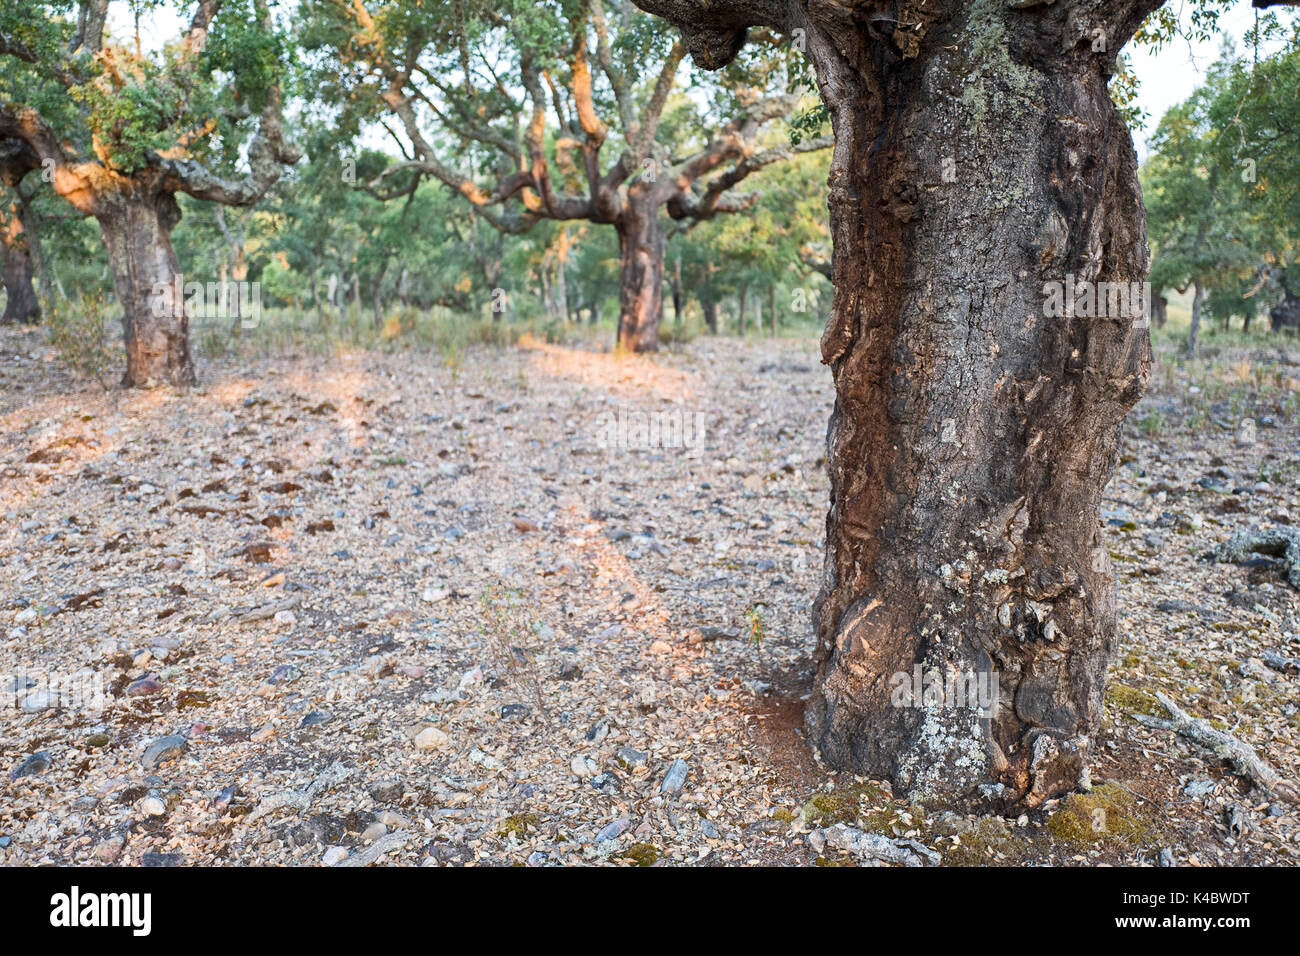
xmin=1143 ymin=26 xmax=1300 ymax=332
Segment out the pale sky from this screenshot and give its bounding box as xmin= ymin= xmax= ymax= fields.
xmin=1128 ymin=0 xmax=1297 ymax=158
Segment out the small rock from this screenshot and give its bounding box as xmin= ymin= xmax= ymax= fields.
xmin=1183 ymin=779 xmax=1215 ymax=799
xmin=616 ymin=746 xmax=648 ymax=769
xmin=1158 ymin=847 xmax=1176 ymax=867
xmin=322 ymin=846 xmax=349 ymax=865
xmin=10 ymin=751 xmax=52 ymax=780
xmin=596 ymin=816 xmax=630 ymax=842
xmin=141 ymin=735 xmax=187 ymax=770
xmin=93 ymin=836 xmax=124 ymax=862
xmin=273 ymin=609 xmax=297 ymax=626
xmin=361 ymin=822 xmax=388 ymax=842
xmin=126 ymin=676 xmax=164 ymax=697
xmin=500 ymin=703 xmax=531 ymax=720
xmin=141 ymin=796 xmax=167 ymax=816
xmin=414 ymin=726 xmax=450 ymax=751
xmin=571 ymin=755 xmax=597 ymax=778
xmin=660 ymin=759 xmax=689 ymax=795
xmin=269 ymin=664 xmax=302 ymax=685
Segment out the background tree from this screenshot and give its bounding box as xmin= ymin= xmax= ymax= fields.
xmin=300 ymin=0 xmax=829 ymax=351
xmin=0 ymin=0 xmax=300 ymax=385
xmin=0 ymin=137 xmax=41 ymax=323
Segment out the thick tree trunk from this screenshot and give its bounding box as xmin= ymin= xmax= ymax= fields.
xmin=2 ymin=211 xmax=40 ymax=324
xmin=615 ymin=198 xmax=665 ymax=352
xmin=800 ymin=2 xmax=1152 ymax=811
xmin=1152 ymin=293 xmax=1167 ymax=329
xmin=96 ymin=191 xmax=195 ymax=387
xmin=701 ymin=291 xmax=718 ymax=333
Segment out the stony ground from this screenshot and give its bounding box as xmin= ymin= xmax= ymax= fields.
xmin=1 ymin=325 xmax=1298 ymax=867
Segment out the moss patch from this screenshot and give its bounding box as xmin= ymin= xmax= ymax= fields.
xmin=614 ymin=842 xmax=660 ymax=866
xmin=1105 ymin=682 xmax=1171 ymax=719
xmin=800 ymin=782 xmax=885 ymax=828
xmin=1046 ymin=784 xmax=1162 ymax=848
xmin=497 ymin=813 xmax=540 ymax=839
xmin=940 ymin=818 xmax=1029 ymax=866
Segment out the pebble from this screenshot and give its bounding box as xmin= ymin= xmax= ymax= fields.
xmin=269 ymin=665 xmax=302 ymax=685
xmin=93 ymin=837 xmax=124 ymax=862
xmin=660 ymin=759 xmax=690 ymax=795
xmin=126 ymin=676 xmax=164 ymax=697
xmin=368 ymin=780 xmax=404 ymax=802
xmin=273 ymin=609 xmax=297 ymax=626
xmin=414 ymin=726 xmax=450 ymax=751
xmin=571 ymin=755 xmax=597 ymax=778
xmin=596 ymin=817 xmax=630 ymax=842
xmin=322 ymin=846 xmax=348 ymax=865
xmin=617 ymin=746 xmax=648 ymax=769
xmin=9 ymin=751 xmax=52 ymax=780
xmin=141 ymin=735 xmax=187 ymax=770
xmin=141 ymin=796 xmax=167 ymax=816
xmin=361 ymin=822 xmax=388 ymax=842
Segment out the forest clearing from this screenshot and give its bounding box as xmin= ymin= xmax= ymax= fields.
xmin=2 ymin=318 xmax=1299 ymax=868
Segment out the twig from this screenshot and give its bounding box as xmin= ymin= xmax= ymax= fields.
xmin=334 ymin=831 xmax=410 ymax=867
xmin=247 ymin=760 xmax=351 ymax=822
xmin=1132 ymin=692 xmax=1300 ymax=805
xmin=231 ymin=593 xmax=301 ymax=624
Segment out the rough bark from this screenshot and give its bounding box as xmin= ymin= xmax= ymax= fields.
xmin=701 ymin=290 xmax=718 ymax=333
xmin=97 ymin=190 xmax=195 ymax=387
xmin=636 ymin=0 xmax=1155 ymax=811
xmin=1 ymin=139 xmax=40 ymax=324
xmin=615 ymin=193 xmax=666 ymax=351
xmin=1 ymin=208 xmax=40 ymax=324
